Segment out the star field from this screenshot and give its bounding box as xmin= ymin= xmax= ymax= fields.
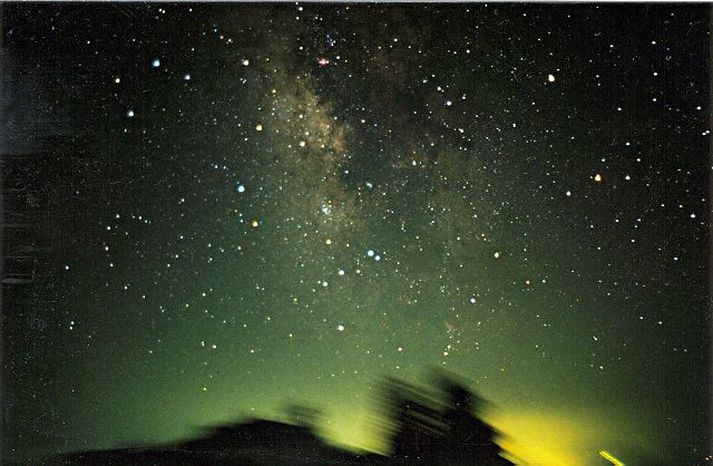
xmin=2 ymin=4 xmax=710 ymax=465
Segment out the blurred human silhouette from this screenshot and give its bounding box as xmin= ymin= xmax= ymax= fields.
xmin=382 ymin=371 xmax=513 ymax=465
xmin=441 ymin=381 xmax=511 ymax=465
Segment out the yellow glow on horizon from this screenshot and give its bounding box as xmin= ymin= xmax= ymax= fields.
xmin=487 ymin=409 xmax=602 ymax=466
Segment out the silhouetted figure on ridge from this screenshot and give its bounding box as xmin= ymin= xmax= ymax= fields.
xmin=441 ymin=382 xmax=510 ymax=465
xmin=383 ymin=372 xmax=513 ymax=465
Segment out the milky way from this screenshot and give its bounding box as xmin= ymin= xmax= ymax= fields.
xmin=2 ymin=4 xmax=709 ymax=465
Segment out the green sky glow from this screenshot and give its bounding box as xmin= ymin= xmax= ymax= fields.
xmin=2 ymin=4 xmax=709 ymax=465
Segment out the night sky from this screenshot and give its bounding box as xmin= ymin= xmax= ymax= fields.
xmin=2 ymin=4 xmax=710 ymax=465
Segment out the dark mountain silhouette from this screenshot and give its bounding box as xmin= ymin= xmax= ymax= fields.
xmin=48 ymin=418 xmax=378 ymax=466
xmin=48 ymin=371 xmax=514 ymax=465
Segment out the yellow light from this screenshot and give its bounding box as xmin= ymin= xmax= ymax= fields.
xmin=599 ymin=450 xmax=624 ymax=465
xmin=490 ymin=409 xmax=600 ymax=466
